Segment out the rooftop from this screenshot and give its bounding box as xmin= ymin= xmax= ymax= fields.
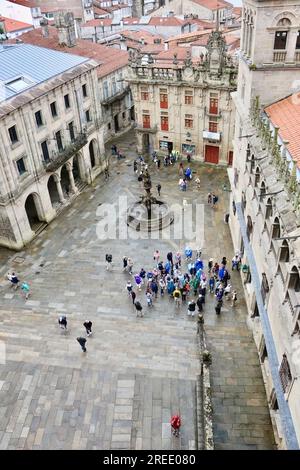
xmin=0 ymin=16 xmax=33 ymax=33
xmin=7 ymin=0 xmax=38 ymax=7
xmin=0 ymin=43 xmax=88 ymax=102
xmin=265 ymin=94 xmax=300 ymax=167
xmin=191 ymin=0 xmax=233 ymax=10
xmin=14 ymin=26 xmax=129 ymax=78
xmin=148 ymin=17 xmax=184 ymax=26
xmin=82 ymin=18 xmax=113 ymax=27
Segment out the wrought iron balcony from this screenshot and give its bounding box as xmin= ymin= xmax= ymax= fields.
xmin=134 ymin=123 xmax=158 ymax=133
xmin=43 ymin=133 xmax=88 ymax=172
xmin=101 ymin=86 xmax=130 ymax=106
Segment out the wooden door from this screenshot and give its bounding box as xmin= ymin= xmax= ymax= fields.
xmin=205 ymin=145 xmax=219 ymax=164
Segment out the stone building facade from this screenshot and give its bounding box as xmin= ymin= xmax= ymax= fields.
xmin=0 ymin=44 xmax=104 ymax=250
xmin=127 ymin=30 xmax=237 ymax=165
xmin=229 ymin=0 xmax=300 ymax=450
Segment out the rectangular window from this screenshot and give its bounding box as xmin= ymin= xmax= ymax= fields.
xmin=41 ymin=140 xmax=50 ymax=162
xmin=64 ymin=94 xmax=70 ymax=109
xmin=160 ymin=89 xmax=168 ymax=109
xmin=185 ymin=90 xmax=193 ymax=105
xmin=16 ymin=157 xmax=26 ymax=175
xmin=209 ymin=93 xmax=218 ymax=114
xmin=274 ymin=31 xmax=288 ymax=50
xmin=108 ymin=123 xmax=111 ymax=130
xmin=85 ymin=109 xmax=91 ymax=122
xmin=279 ymin=354 xmax=292 ymax=393
xmin=68 ymin=122 xmax=75 ymax=142
xmin=296 ymin=31 xmax=300 ymax=49
xmin=56 ymin=130 xmax=63 ymax=152
xmin=103 ymin=82 xmax=109 ymax=100
xmin=142 ymin=111 xmax=151 ymax=129
xmin=160 ymin=114 xmax=169 ymax=131
xmin=82 ymin=84 xmax=88 ymax=98
xmin=50 ymin=101 xmax=58 ymax=118
xmin=35 ymin=110 xmax=43 ymax=127
xmin=141 ymin=91 xmax=149 ymax=100
xmin=8 ymin=125 xmax=18 ymax=144
xmin=112 ymin=80 xmax=117 ymax=95
xmin=185 ymin=114 xmax=193 ymax=128
xmin=122 ymin=111 xmax=126 ymax=119
xmin=209 ymin=116 xmax=218 ymax=133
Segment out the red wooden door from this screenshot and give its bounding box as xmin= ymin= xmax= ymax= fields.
xmin=228 ymin=150 xmax=233 ymax=166
xmin=205 ymin=145 xmax=219 ymax=164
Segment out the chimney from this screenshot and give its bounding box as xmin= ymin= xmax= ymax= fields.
xmin=55 ymin=11 xmax=76 ymax=47
xmin=40 ymin=18 xmax=49 ymax=38
xmin=164 ymin=41 xmax=168 ymax=51
xmin=141 ymin=37 xmax=145 ymax=45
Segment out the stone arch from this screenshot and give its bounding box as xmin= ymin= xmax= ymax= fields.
xmin=246 ymin=215 xmax=253 ymax=240
xmin=24 ymin=192 xmax=44 ymax=231
xmin=89 ymin=139 xmax=98 ymax=168
xmin=260 ymin=180 xmax=266 ymax=197
xmin=47 ymin=174 xmax=61 ymax=207
xmin=265 ymin=197 xmax=273 ymax=219
xmin=254 ymin=166 xmax=260 ymax=186
xmin=272 ymin=12 xmax=296 ymax=27
xmin=279 ymin=239 xmax=290 ymax=262
xmin=61 ymin=164 xmax=72 ymax=197
xmin=289 ymin=265 xmax=300 ymax=291
xmin=271 ymin=216 xmax=281 ymax=239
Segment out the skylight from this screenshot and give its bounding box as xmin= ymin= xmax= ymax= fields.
xmin=5 ymin=76 xmax=35 ymax=92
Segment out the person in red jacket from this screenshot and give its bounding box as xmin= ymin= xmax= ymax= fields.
xmin=170 ymin=415 xmax=181 ymax=437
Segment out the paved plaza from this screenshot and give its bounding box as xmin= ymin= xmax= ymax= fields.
xmin=0 ymin=131 xmax=275 ymax=449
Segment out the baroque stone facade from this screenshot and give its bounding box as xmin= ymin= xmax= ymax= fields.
xmin=127 ymin=30 xmax=237 ymax=165
xmin=229 ymin=0 xmax=300 ymax=450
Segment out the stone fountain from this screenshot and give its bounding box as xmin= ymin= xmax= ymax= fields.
xmin=127 ymin=168 xmax=174 ymax=232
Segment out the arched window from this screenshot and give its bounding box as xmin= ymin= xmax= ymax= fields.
xmin=247 ymin=215 xmax=253 ymax=240
xmin=272 ymin=217 xmax=280 ymax=239
xmin=250 ymin=155 xmax=255 ymax=173
xmin=246 ymin=144 xmax=250 ymax=159
xmin=254 ymin=166 xmax=260 ymax=186
xmin=277 ymin=18 xmax=291 ymax=27
xmin=289 ymin=266 xmax=300 ymax=292
xmin=260 ymin=181 xmax=266 ymax=200
xmin=266 ymin=198 xmax=273 ymax=219
xmin=279 ymin=239 xmax=290 ymax=262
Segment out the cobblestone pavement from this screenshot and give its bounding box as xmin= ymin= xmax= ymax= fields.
xmin=0 ymin=131 xmax=275 ymax=449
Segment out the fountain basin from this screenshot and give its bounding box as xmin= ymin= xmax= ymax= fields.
xmin=127 ymin=199 xmax=174 ymax=232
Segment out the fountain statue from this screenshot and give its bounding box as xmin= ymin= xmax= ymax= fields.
xmin=127 ymin=167 xmax=174 ymax=233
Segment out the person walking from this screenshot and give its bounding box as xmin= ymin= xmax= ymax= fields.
xmin=123 ymin=256 xmax=128 ymax=272
xmin=157 ymin=158 xmax=161 ymax=169
xmin=212 ymin=194 xmax=218 ymax=208
xmin=187 ymin=300 xmax=196 ymax=317
xmin=135 ymin=300 xmax=143 ymax=317
xmin=167 ymin=252 xmax=173 ymax=266
xmin=207 ymin=193 xmax=212 ymax=205
xmin=21 ymin=282 xmax=30 ymax=300
xmin=131 ymin=291 xmax=136 ymax=305
xmin=146 ymin=291 xmax=153 ymax=307
xmin=156 ymin=183 xmax=161 ymax=197
xmin=105 ymin=253 xmax=113 ymax=271
xmin=127 ymin=258 xmax=133 ymax=275
xmin=77 ymin=337 xmax=87 ymax=352
xmin=224 ymin=283 xmax=232 ymax=300
xmin=150 ymin=279 xmax=158 ymax=299
xmin=159 ymin=278 xmax=165 ymax=296
xmin=8 ymin=272 xmax=20 ymax=290
xmin=209 ymin=276 xmax=215 ymax=294
xmin=197 ymin=294 xmax=204 ymax=313
xmin=134 ymin=273 xmax=143 ymax=291
xmin=171 ymin=415 xmax=181 ymax=437
xmin=215 ymin=300 xmax=222 ymax=315
xmin=58 ymin=315 xmax=67 ymax=330
xmin=231 ymin=290 xmax=237 ymax=307
xmin=173 ymin=287 xmax=181 ymax=308
xmin=133 ymin=160 xmax=138 ymax=173
xmin=153 ymin=250 xmax=160 ymax=263
xmin=83 ymin=320 xmax=92 ymax=336
xmin=126 ymin=280 xmax=133 ymax=296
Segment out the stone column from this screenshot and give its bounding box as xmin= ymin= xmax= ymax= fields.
xmin=55 ymin=178 xmax=66 ymax=203
xmin=67 ymin=165 xmax=78 ymax=194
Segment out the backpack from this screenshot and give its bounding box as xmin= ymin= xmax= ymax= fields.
xmin=135 ymin=301 xmax=142 ymax=310
xmin=106 ymin=254 xmax=112 ymax=262
xmin=214 ymin=196 xmax=218 ymax=203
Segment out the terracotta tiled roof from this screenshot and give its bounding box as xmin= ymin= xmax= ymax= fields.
xmin=82 ymin=18 xmax=113 ymax=27
xmin=191 ymin=0 xmax=233 ymax=10
xmin=0 ymin=16 xmax=33 ymax=32
xmin=140 ymin=44 xmax=165 ymax=54
xmin=121 ymin=29 xmax=164 ymax=44
xmin=14 ymin=26 xmax=128 ymax=78
xmin=149 ymin=17 xmax=184 ymax=26
xmin=94 ymin=7 xmax=110 ymax=16
xmin=183 ymin=18 xmax=216 ymax=29
xmin=8 ymin=0 xmax=37 ymax=7
xmin=165 ymin=29 xmax=211 ymax=43
xmin=123 ymin=17 xmax=140 ymax=25
xmin=265 ymin=95 xmax=300 ymax=166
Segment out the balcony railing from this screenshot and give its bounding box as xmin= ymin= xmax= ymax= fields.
xmin=273 ymin=50 xmax=286 ymax=63
xmin=135 ymin=123 xmax=157 ymax=133
xmin=101 ymin=86 xmax=130 ymax=106
xmin=43 ymin=133 xmax=88 ymax=172
xmin=294 ymin=51 xmax=300 ymax=63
